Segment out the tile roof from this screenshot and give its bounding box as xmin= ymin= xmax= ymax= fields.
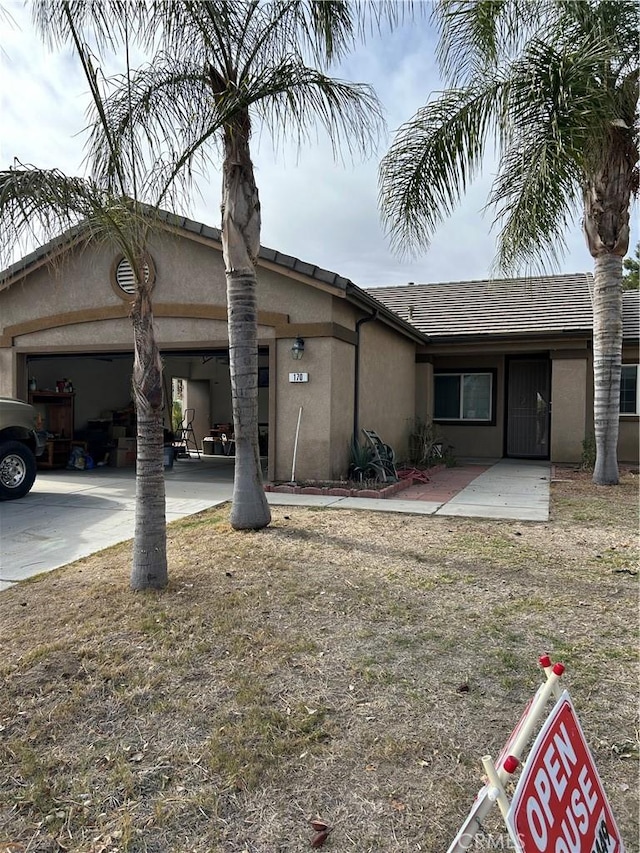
xmin=367 ymin=273 xmax=602 ymax=340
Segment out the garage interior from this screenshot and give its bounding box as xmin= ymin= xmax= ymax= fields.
xmin=25 ymin=349 xmax=270 ymax=470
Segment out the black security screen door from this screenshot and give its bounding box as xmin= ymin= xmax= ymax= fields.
xmin=506 ymin=358 xmax=550 ymax=458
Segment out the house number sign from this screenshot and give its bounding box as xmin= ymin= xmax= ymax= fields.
xmin=289 ymin=372 xmax=309 ymax=383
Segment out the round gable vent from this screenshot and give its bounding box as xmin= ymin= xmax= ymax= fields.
xmin=111 ymin=254 xmax=155 ymax=298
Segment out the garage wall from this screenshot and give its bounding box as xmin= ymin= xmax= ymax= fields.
xmin=182 ymin=380 xmax=211 ymax=444
xmin=357 ymin=322 xmax=416 ymax=459
xmin=27 ymin=355 xmax=134 ymax=431
xmin=1 ymin=225 xmax=423 ymax=483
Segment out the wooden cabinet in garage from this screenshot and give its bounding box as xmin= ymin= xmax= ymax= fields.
xmin=29 ymin=390 xmax=76 ymax=468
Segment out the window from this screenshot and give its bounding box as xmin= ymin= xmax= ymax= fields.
xmin=620 ymin=365 xmax=639 ymax=415
xmin=434 ymin=371 xmax=494 ymax=422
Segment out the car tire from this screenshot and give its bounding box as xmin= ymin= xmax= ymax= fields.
xmin=0 ymin=441 xmax=37 ymax=500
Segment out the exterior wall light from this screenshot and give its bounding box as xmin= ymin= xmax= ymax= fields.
xmin=291 ymin=337 xmax=305 ymax=360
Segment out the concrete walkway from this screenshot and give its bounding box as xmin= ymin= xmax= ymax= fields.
xmin=0 ymin=457 xmax=550 ymax=590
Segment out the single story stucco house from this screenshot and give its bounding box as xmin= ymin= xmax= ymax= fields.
xmin=0 ymin=210 xmax=637 ymax=481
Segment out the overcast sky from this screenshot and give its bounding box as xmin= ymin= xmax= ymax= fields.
xmin=1 ymin=1 xmax=637 ymax=288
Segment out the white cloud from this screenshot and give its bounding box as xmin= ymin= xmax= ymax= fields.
xmin=1 ymin=1 xmax=637 ymax=286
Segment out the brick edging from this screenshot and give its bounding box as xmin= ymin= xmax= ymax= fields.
xmin=264 ymin=477 xmax=415 ymax=499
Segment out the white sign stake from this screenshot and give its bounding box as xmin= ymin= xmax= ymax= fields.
xmin=447 ymin=656 xmax=565 ymax=853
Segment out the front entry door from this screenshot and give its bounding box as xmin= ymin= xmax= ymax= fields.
xmin=506 ymin=358 xmax=550 ymax=458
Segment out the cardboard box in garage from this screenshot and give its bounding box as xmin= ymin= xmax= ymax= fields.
xmin=110 ymin=448 xmax=136 ymax=467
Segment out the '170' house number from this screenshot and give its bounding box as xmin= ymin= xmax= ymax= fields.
xmin=289 ymin=372 xmax=309 ymax=383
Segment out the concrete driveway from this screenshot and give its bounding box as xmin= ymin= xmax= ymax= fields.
xmin=0 ymin=456 xmax=235 ymax=591
xmin=0 ymin=457 xmax=550 ymax=590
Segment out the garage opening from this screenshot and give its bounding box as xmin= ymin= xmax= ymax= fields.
xmin=25 ymin=348 xmax=270 ymax=472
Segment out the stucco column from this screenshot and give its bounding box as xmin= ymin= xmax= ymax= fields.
xmin=550 ymin=356 xmax=588 ymax=463
xmin=0 ymin=348 xmax=17 ymax=398
xmin=415 ymin=359 xmax=433 ymax=423
xmin=274 ymin=337 xmax=330 ymax=481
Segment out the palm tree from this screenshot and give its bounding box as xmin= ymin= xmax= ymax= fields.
xmin=379 ymin=0 xmax=639 ymax=486
xmin=1 ymin=6 xmax=172 ymax=589
xmin=60 ymin=0 xmax=390 ymax=529
xmin=0 ymin=171 xmax=169 ymax=590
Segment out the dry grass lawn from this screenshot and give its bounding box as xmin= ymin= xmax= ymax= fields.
xmin=0 ymin=467 xmax=638 ymax=852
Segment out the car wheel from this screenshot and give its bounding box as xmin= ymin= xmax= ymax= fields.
xmin=0 ymin=441 xmax=37 ymax=500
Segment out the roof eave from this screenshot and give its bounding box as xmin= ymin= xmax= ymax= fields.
xmin=345 ymin=283 xmax=430 ymax=344
xmin=421 ymin=328 xmax=594 ymax=344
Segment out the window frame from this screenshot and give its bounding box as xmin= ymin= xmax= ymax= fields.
xmin=433 ymin=368 xmax=497 ymax=426
xmin=620 ymin=364 xmax=639 ymax=416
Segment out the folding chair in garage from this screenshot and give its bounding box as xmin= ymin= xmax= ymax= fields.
xmin=173 ymin=408 xmax=201 ymax=459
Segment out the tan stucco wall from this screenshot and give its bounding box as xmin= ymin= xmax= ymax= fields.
xmin=1 ymin=244 xmax=118 ymax=330
xmin=415 ymin=361 xmax=433 ymax=424
xmin=0 ymin=348 xmax=14 ymax=397
xmin=550 ymin=357 xmax=588 ymax=463
xmin=357 ymin=322 xmax=416 ymax=459
xmin=329 ymin=338 xmax=356 ymax=478
xmin=273 ymin=336 xmax=334 ymax=481
xmin=272 ymin=321 xmax=414 ymax=480
xmin=579 ymin=345 xmax=638 ymax=464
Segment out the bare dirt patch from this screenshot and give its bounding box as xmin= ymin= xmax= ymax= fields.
xmin=0 ymin=470 xmax=638 ymax=852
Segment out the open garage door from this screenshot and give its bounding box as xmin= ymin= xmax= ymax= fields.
xmin=24 ymin=348 xmax=269 ymax=469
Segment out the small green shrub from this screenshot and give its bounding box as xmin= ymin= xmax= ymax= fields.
xmin=444 ymin=449 xmax=457 ymax=468
xmin=407 ymin=418 xmax=451 ymax=467
xmin=348 ymin=438 xmax=376 ymax=482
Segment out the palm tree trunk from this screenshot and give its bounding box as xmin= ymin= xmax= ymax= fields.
xmin=130 ymin=278 xmax=169 ymax=588
xmin=583 ymin=137 xmax=632 ymax=486
xmin=591 ymin=253 xmax=623 ymax=485
xmin=221 ymin=116 xmax=271 ymax=530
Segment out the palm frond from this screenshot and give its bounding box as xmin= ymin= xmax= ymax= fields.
xmin=383 ymin=0 xmax=639 ymax=270
xmin=435 ymin=0 xmax=552 ymax=84
xmin=379 ymin=83 xmax=503 ymax=256
xmin=32 ymin=0 xmax=130 ymax=52
xmin=248 ymin=64 xmax=384 ymax=160
xmin=490 ymin=139 xmax=580 ymax=274
xmin=0 ymin=165 xmax=98 ymax=242
xmin=86 ymin=50 xmax=384 ymax=203
xmin=85 ymin=60 xmax=219 ymax=201
xmin=0 ymin=165 xmax=165 ymax=274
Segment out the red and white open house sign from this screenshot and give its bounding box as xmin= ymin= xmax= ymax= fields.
xmin=507 ymin=691 xmax=624 ymax=853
